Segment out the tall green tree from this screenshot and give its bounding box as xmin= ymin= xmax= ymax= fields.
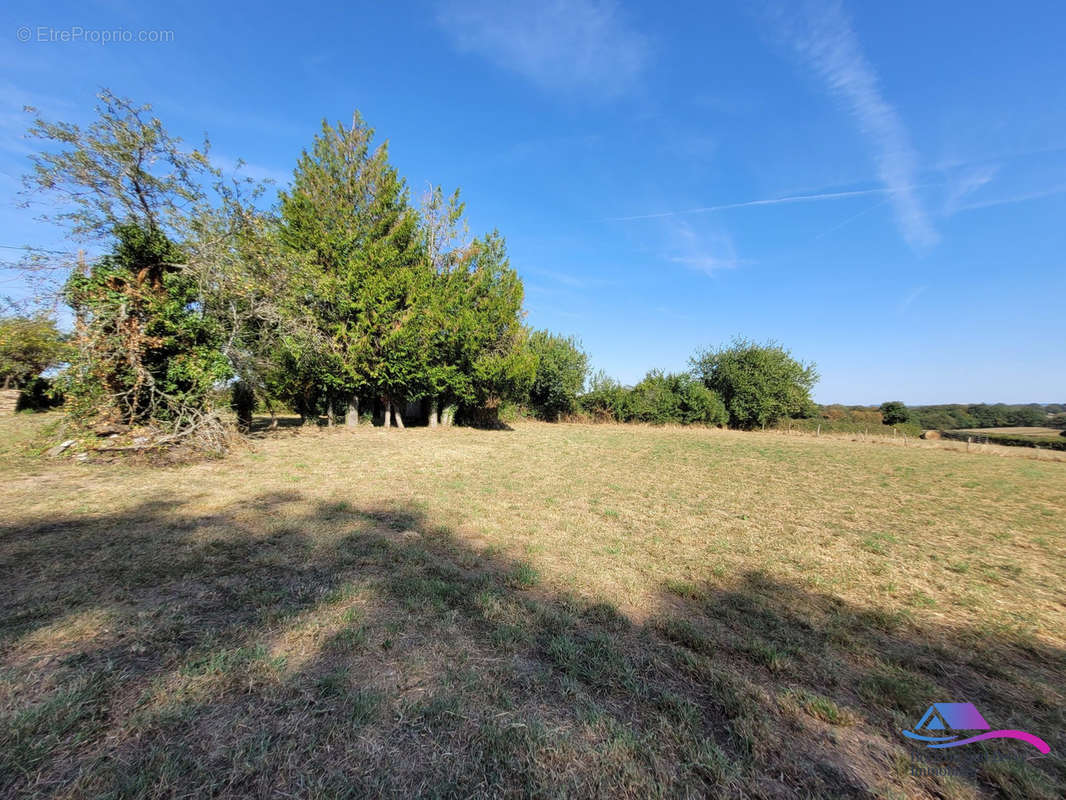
xmin=279 ymin=115 xmax=426 ymax=427
xmin=691 ymin=338 xmax=817 ymax=429
xmin=420 ymin=220 xmax=533 ymax=425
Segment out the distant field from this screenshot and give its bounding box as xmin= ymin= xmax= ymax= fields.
xmin=955 ymin=427 xmax=1063 ymax=439
xmin=949 ymin=427 xmax=1066 ymax=449
xmin=1 ymin=414 xmax=1063 ymax=798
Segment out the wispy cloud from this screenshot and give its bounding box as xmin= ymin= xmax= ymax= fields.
xmin=664 ymin=220 xmax=743 ymax=276
xmin=811 ymin=197 xmax=886 ymax=240
xmin=607 ymin=185 xmax=900 ymax=222
xmin=435 ymin=0 xmax=650 ymax=97
xmin=942 ymin=165 xmax=997 ymax=215
xmin=768 ymin=0 xmax=938 ymax=250
xmin=898 ymin=284 xmax=926 ymax=313
xmin=524 ymin=266 xmax=616 ymax=289
xmin=950 ymin=183 xmax=1066 ymax=213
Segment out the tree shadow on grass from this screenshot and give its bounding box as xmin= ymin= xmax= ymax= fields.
xmin=0 ymin=494 xmax=1061 ymax=798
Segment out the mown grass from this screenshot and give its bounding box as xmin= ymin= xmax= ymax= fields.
xmin=0 ymin=413 xmax=1063 ymax=798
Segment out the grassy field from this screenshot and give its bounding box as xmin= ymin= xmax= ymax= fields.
xmin=1 ymin=414 xmax=1063 ymax=798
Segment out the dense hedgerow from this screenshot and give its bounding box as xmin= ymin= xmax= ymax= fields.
xmin=579 ymin=370 xmax=727 ymax=427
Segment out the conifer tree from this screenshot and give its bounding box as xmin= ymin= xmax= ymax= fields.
xmin=279 ymin=115 xmax=425 ymax=426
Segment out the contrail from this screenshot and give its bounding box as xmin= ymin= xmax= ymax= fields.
xmin=606 ymin=186 xmax=896 ymax=222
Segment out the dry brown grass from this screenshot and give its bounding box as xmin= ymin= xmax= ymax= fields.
xmin=1 ymin=413 xmax=1063 ymax=798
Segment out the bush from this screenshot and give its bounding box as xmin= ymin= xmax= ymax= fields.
xmin=0 ymin=314 xmax=69 ymax=390
xmin=62 ymin=224 xmax=231 ymax=426
xmin=677 ymin=378 xmax=727 ymax=426
xmin=878 ymin=401 xmax=910 ymax=426
xmin=627 ymin=370 xmax=680 ymax=424
xmin=579 ymin=370 xmax=726 ymax=427
xmin=628 ymin=371 xmax=726 ymax=426
xmin=526 ymin=331 xmax=588 ymax=421
xmin=691 ymin=338 xmax=817 ymax=429
xmin=15 ymin=376 xmax=64 ymax=411
xmin=579 ymin=371 xmax=632 ymax=422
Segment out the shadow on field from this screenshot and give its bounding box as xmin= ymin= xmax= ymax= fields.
xmin=0 ymin=493 xmax=1061 ymax=798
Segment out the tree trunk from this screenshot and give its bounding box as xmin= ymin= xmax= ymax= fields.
xmin=428 ymin=398 xmax=438 ymax=428
xmin=326 ymin=400 xmax=335 ymax=427
xmin=383 ymin=398 xmax=392 ymax=428
xmin=393 ymin=401 xmax=405 ymax=429
xmin=346 ymin=395 xmax=359 ymax=427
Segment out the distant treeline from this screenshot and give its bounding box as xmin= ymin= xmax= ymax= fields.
xmin=817 ymin=403 xmax=1063 ymax=431
xmin=908 ymin=403 xmax=1061 ymax=430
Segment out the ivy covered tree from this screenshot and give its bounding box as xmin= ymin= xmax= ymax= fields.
xmin=62 ymin=223 xmax=230 ymax=428
xmin=22 ymin=91 xmax=290 ymax=451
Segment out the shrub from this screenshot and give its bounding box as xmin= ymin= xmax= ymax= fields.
xmin=15 ymin=376 xmax=64 ymax=411
xmin=230 ymin=381 xmax=256 ymax=431
xmin=627 ymin=370 xmax=681 ymax=424
xmin=579 ymin=370 xmax=632 ymax=422
xmin=676 ymin=376 xmax=727 ymax=426
xmin=579 ymin=370 xmax=726 ymax=426
xmin=526 ymin=330 xmax=588 ymax=421
xmin=691 ymin=338 xmax=818 ymax=429
xmin=0 ymin=314 xmax=69 ymax=390
xmin=628 ymin=371 xmax=726 ymax=426
xmin=878 ymin=401 xmax=909 ymax=426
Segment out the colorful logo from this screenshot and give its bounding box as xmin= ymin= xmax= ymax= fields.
xmin=902 ymin=703 xmax=1049 ymax=753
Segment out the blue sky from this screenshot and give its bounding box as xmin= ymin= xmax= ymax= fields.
xmin=2 ymin=0 xmax=1064 ymax=404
